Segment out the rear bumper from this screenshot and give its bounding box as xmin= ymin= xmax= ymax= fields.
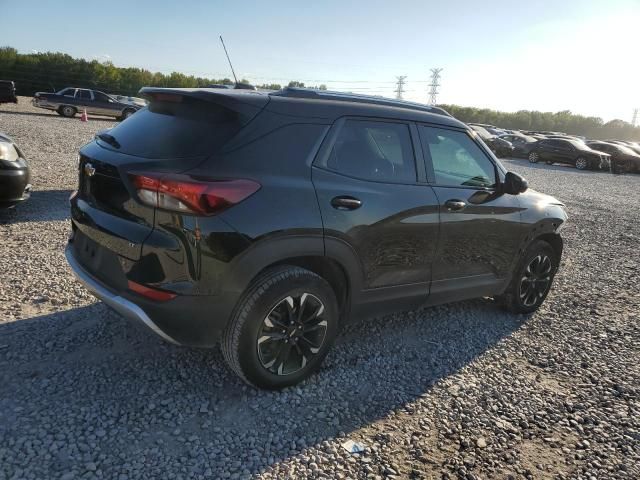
xmin=65 ymin=244 xmax=238 ymax=347
xmin=65 ymin=245 xmax=181 ymax=344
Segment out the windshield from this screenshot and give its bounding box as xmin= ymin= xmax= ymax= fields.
xmin=569 ymin=139 xmax=589 ymax=150
xmin=616 ymin=144 xmax=637 ymax=155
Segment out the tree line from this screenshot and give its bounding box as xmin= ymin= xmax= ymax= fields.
xmin=440 ymin=105 xmax=640 ymax=141
xmin=1 ymin=47 xmax=637 ymax=140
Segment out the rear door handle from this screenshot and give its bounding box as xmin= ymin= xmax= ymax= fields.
xmin=444 ymin=199 xmax=466 ymax=211
xmin=331 ymin=196 xmax=362 ymax=210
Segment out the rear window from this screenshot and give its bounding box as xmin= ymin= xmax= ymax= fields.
xmin=99 ymin=98 xmax=244 ymax=159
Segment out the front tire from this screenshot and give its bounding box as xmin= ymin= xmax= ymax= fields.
xmin=499 ymin=240 xmax=558 ymax=314
xmin=575 ymin=157 xmax=589 ymax=170
xmin=221 ymin=266 xmax=339 ymax=389
xmin=528 ymin=152 xmax=540 ymax=163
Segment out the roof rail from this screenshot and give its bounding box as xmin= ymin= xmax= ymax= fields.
xmin=271 ymin=87 xmax=452 ymax=117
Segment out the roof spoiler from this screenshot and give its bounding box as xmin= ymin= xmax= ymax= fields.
xmin=138 ymin=87 xmax=269 ymax=121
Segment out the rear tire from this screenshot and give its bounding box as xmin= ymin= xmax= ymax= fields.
xmin=499 ymin=240 xmax=558 ymax=314
xmin=528 ymin=152 xmax=539 ymax=163
xmin=221 ymin=266 xmax=339 ymax=389
xmin=59 ymin=105 xmax=77 ymax=118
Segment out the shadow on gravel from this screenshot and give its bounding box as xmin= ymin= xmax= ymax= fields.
xmin=0 ymin=189 xmax=72 ymax=223
xmin=0 ymin=298 xmax=527 ymax=477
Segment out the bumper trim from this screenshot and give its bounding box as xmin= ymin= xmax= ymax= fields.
xmin=65 ymin=245 xmax=180 ymax=345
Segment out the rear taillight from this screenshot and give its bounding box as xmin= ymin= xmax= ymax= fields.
xmin=129 ymin=173 xmax=260 ymax=215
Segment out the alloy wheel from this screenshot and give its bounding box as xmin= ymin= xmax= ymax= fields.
xmin=575 ymin=157 xmax=588 ymax=170
xmin=519 ymin=254 xmax=552 ymax=307
xmin=528 ymin=152 xmax=539 ymax=163
xmin=257 ymin=293 xmax=328 ymax=376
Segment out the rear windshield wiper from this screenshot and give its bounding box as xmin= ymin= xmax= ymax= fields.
xmin=96 ymin=132 xmax=120 ymax=149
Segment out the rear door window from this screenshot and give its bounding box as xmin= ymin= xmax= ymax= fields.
xmin=325 ymin=119 xmax=416 ymax=183
xmin=100 ymin=97 xmax=245 ymax=159
xmin=94 ymin=92 xmax=113 ymax=103
xmin=554 ymin=140 xmax=573 ymax=151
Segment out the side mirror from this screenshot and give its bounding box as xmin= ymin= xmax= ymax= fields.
xmin=503 ymin=171 xmax=528 ymax=195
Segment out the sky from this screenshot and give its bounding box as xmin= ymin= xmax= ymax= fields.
xmin=3 ymin=0 xmax=639 ymax=122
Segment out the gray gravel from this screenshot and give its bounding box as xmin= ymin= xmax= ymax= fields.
xmin=1 ymin=98 xmax=639 ymax=479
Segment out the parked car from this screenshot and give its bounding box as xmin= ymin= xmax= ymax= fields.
xmin=66 ymin=87 xmax=567 ymax=388
xmin=108 ymin=94 xmax=147 ymax=107
xmin=0 ymin=80 xmax=18 ymax=104
xmin=32 ymin=88 xmax=143 ymax=120
xmin=468 ymin=122 xmax=506 ymax=136
xmin=605 ymin=140 xmax=640 ymax=156
xmin=469 ymin=125 xmax=514 ymax=157
xmin=586 ymin=141 xmax=640 ymax=173
xmin=499 ymin=133 xmax=539 ymax=158
xmin=545 ymin=135 xmax=587 ymax=144
xmin=0 ymin=132 xmax=30 ymax=208
xmin=528 ymin=138 xmax=610 ymax=170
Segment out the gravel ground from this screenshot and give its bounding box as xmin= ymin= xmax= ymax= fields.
xmin=1 ymin=97 xmax=639 ymax=480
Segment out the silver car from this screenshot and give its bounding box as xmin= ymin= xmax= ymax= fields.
xmin=32 ymin=88 xmax=143 ymax=120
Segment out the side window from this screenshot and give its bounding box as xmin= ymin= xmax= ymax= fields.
xmin=419 ymin=126 xmax=496 ymax=188
xmin=556 ymin=141 xmax=572 ymax=151
xmin=94 ymin=92 xmax=112 ymax=103
xmin=326 ymin=120 xmax=416 ymax=183
xmin=61 ymin=88 xmax=76 ymax=98
xmin=78 ymin=90 xmax=92 ymax=100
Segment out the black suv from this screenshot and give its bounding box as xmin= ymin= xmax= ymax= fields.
xmin=66 ymin=87 xmax=567 ymax=388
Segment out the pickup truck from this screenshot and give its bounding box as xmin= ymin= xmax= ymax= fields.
xmin=32 ymin=88 xmax=142 ymax=120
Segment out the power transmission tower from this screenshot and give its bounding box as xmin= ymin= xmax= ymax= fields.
xmin=427 ymin=68 xmax=443 ymax=105
xmin=633 ymin=108 xmax=639 ymax=127
xmin=395 ymin=76 xmax=407 ymax=100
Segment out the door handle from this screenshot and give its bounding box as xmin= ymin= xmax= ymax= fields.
xmin=444 ymin=199 xmax=466 ymax=211
xmin=331 ymin=196 xmax=362 ymax=210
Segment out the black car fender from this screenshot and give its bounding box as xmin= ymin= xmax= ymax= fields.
xmin=220 ymin=233 xmax=326 ymax=294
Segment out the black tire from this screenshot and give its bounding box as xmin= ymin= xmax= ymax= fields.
xmin=121 ymin=109 xmax=135 ymax=120
xmin=618 ymin=159 xmax=632 ymax=173
xmin=575 ymin=156 xmax=589 ymax=170
xmin=528 ymin=151 xmax=540 ymax=163
xmin=221 ymin=266 xmax=339 ymax=389
xmin=499 ymin=240 xmax=558 ymax=314
xmin=59 ymin=105 xmax=77 ymax=118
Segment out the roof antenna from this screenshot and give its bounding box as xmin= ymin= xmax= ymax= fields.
xmin=219 ymin=36 xmax=239 ymax=85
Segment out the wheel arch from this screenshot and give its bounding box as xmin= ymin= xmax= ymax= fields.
xmin=534 ymin=232 xmax=563 ymax=264
xmin=222 ymin=235 xmax=361 ymax=323
xmin=269 ymin=256 xmax=350 ymax=321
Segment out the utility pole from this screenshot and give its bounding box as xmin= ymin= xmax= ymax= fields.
xmin=395 ymin=76 xmax=407 ymax=100
xmin=633 ymin=108 xmax=639 ymax=127
xmin=427 ymin=68 xmax=443 ymax=105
